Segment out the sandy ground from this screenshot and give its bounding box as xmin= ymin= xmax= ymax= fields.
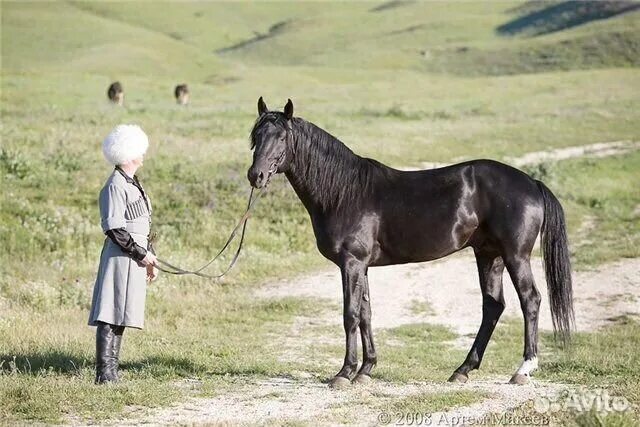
xmin=118 ymin=142 xmax=639 ymax=426
xmin=506 ymin=140 xmax=640 ymax=168
xmin=259 ymin=251 xmax=640 ymax=336
xmin=129 ymin=377 xmax=564 ymax=427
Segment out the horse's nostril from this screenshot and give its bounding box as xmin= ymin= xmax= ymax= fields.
xmin=248 ymin=167 xmax=265 ymax=187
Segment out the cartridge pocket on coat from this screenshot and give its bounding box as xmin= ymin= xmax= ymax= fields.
xmin=125 ymin=197 xmax=148 ymax=220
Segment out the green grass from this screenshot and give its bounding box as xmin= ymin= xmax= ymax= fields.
xmin=0 ymin=295 xmax=322 ymax=423
xmin=1 ymin=0 xmax=639 ymax=423
xmin=373 ymin=323 xmax=465 ymax=383
xmin=541 ymin=319 xmax=640 ymax=406
xmin=483 ymin=318 xmax=640 ymax=425
xmin=0 ymin=374 xmax=181 ymax=423
xmin=410 ymin=300 xmax=435 ymax=317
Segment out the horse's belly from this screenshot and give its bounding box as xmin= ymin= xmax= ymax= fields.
xmin=374 ymin=236 xmax=460 ymax=265
xmin=375 ymin=213 xmax=478 ymax=265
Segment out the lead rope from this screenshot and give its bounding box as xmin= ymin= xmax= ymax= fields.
xmin=153 ymin=147 xmax=286 ymax=280
xmin=154 ymin=186 xmax=265 ymax=280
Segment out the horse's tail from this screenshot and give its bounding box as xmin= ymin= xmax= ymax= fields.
xmin=536 ymin=180 xmax=574 ymax=344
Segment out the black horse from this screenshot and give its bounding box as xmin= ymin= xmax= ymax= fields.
xmin=247 ymin=98 xmax=574 ymax=388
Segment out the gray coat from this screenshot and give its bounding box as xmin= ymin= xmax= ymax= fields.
xmin=88 ymin=170 xmax=152 ymax=329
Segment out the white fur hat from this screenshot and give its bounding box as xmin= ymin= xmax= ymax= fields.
xmin=102 ymin=124 xmax=149 ymax=165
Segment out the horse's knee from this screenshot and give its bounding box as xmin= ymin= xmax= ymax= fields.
xmin=343 ymin=307 xmax=360 ymax=330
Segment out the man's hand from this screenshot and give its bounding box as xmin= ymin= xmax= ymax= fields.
xmin=146 ymin=264 xmax=158 ymax=282
xmin=140 ymin=252 xmax=157 ymax=267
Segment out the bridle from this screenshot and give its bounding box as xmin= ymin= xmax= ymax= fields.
xmin=154 ymin=148 xmax=287 ymax=280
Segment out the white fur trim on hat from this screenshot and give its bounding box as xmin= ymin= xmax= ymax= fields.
xmin=102 ymin=124 xmax=149 ymax=165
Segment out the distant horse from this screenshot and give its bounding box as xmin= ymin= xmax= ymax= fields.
xmin=174 ymin=84 xmax=189 ymax=105
xmin=247 ymin=98 xmax=574 ymax=388
xmin=107 ymin=81 xmax=124 ymax=106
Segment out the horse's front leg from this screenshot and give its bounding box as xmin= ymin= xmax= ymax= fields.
xmin=353 ymin=269 xmax=376 ymax=384
xmin=329 ymin=254 xmax=366 ymax=389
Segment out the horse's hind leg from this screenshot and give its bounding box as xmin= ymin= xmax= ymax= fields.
xmin=449 ymin=250 xmax=505 ymax=383
xmin=353 ymin=269 xmax=377 ymax=384
xmin=504 ymin=254 xmax=541 ymax=385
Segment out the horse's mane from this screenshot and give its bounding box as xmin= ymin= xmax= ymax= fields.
xmin=293 ymin=118 xmax=383 ymax=211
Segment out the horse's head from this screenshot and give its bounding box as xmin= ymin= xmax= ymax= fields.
xmin=247 ymin=97 xmax=294 ymax=188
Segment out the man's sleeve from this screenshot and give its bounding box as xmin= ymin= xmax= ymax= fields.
xmin=105 ymin=228 xmax=147 ymax=261
xmin=100 ymin=184 xmax=127 ymax=232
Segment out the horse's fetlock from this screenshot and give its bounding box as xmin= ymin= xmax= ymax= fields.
xmin=340 ymin=363 xmax=358 ymax=377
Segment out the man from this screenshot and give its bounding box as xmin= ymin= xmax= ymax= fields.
xmin=88 ymin=124 xmax=158 ymax=384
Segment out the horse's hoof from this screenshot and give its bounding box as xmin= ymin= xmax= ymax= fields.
xmin=352 ymin=374 xmax=372 ymax=385
xmin=509 ymin=373 xmax=529 ymax=385
xmin=448 ymin=372 xmax=468 ymax=383
xmin=328 ymin=376 xmax=351 ymax=389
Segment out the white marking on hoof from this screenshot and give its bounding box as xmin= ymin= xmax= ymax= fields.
xmin=516 ymin=357 xmax=538 ymax=377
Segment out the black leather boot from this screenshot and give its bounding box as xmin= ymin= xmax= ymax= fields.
xmin=110 ymin=325 xmax=125 ymax=381
xmin=95 ymin=322 xmax=117 ymax=384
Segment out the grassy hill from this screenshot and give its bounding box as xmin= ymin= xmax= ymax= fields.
xmin=1 ymin=1 xmax=639 ymax=423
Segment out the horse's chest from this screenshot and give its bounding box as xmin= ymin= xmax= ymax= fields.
xmin=310 ymin=217 xmax=342 ymax=261
xmin=310 ymin=212 xmax=380 ymax=264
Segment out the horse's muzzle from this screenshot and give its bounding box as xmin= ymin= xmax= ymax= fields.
xmin=247 ymin=166 xmax=266 ymax=188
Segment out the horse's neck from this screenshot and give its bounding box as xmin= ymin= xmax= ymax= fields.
xmin=285 ymin=120 xmax=369 ymax=214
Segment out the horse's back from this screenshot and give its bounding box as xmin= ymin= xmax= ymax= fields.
xmin=389 ymin=158 xmax=540 ymax=206
xmin=406 ymin=158 xmax=543 ymax=206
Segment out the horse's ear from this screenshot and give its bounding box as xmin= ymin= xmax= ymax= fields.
xmin=284 ymin=99 xmax=294 ymax=120
xmin=258 ymin=96 xmax=268 ymax=116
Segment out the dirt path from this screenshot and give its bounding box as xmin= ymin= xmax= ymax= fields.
xmin=259 ymin=251 xmax=640 ymax=337
xmin=506 ymin=140 xmax=640 ymax=167
xmin=130 ymin=377 xmax=564 ymax=427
